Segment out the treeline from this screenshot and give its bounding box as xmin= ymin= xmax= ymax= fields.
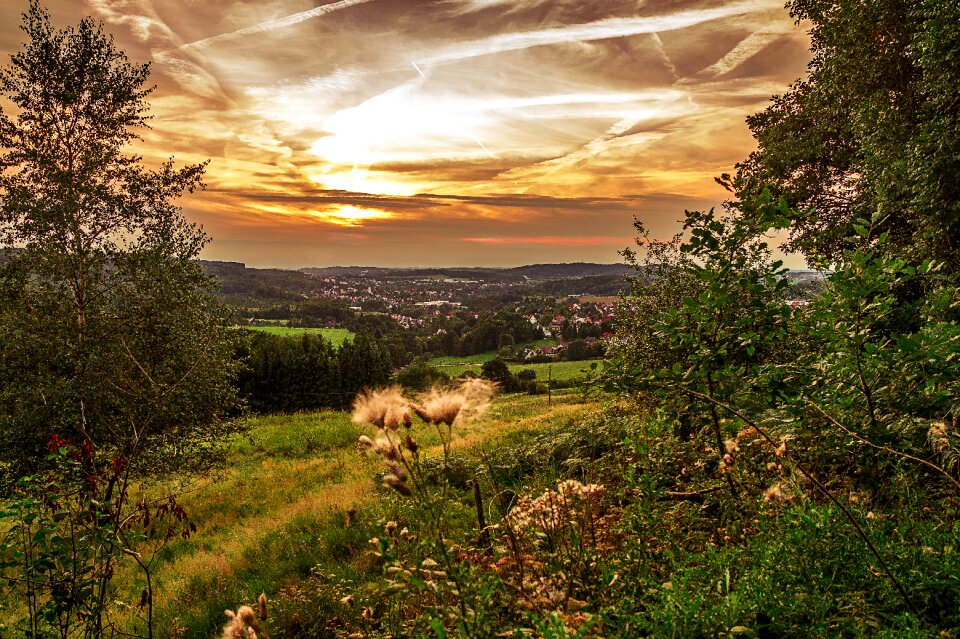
xmin=236 ymin=333 xmax=391 ymax=413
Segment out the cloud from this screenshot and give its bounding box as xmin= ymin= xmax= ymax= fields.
xmin=0 ymin=0 xmax=811 ymax=268
xmin=180 ymin=0 xmax=378 ymax=51
xmin=417 ymin=0 xmax=783 ymax=67
xmin=691 ymin=29 xmax=790 ymax=78
xmin=86 ymin=0 xmax=225 ymax=98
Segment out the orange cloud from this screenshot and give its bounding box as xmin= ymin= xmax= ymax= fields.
xmin=0 ymin=0 xmax=811 ymax=267
xmin=463 ymin=236 xmax=626 ymax=246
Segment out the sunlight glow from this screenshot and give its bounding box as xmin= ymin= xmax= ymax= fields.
xmin=315 ymin=205 xmax=394 ymax=226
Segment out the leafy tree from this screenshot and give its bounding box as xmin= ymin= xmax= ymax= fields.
xmin=737 ymin=0 xmax=960 ymax=278
xmin=0 ymin=1 xmax=238 ymax=478
xmin=394 ymin=361 xmax=450 ymax=392
xmin=481 ymin=358 xmax=516 ymax=392
xmin=609 ymin=190 xmax=792 ymax=479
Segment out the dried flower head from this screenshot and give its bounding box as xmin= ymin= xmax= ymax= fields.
xmin=720 ymin=453 xmax=736 ymax=473
xmin=404 ymin=434 xmax=419 ymax=453
xmin=724 ymin=439 xmax=739 ymax=455
xmin=929 ymin=421 xmax=950 ymax=452
xmin=763 ymin=482 xmax=792 ymax=503
xmin=371 ymin=437 xmax=398 ymax=461
xmin=383 ymin=474 xmax=412 ymax=496
xmin=222 ymin=602 xmax=267 ymax=639
xmin=352 ymin=386 xmax=411 ymax=430
xmin=387 ymin=462 xmax=407 ymax=481
xmin=775 ymin=437 xmax=788 ymax=457
xmin=416 ymin=379 xmax=496 ymax=426
xmin=356 ymin=435 xmax=374 ymax=455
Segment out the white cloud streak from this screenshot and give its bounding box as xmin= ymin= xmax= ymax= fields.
xmin=181 ymin=0 xmax=377 ymax=51
xmin=86 ymin=0 xmax=224 ymax=98
xmin=694 ymin=30 xmax=789 ymax=78
xmin=417 ymin=0 xmax=783 ymax=66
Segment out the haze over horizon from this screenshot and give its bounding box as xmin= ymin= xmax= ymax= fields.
xmin=0 ymin=0 xmax=810 ymax=269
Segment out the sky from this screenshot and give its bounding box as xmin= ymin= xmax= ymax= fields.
xmin=0 ymin=0 xmax=810 ymax=268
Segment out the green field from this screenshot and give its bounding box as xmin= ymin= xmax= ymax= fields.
xmin=427 ymin=339 xmax=560 ymax=367
xmin=428 ymin=352 xmax=496 ymax=365
xmin=509 ymin=359 xmax=599 ymax=382
xmin=78 ymin=392 xmax=594 ymax=638
xmin=242 ymin=326 xmax=354 ymax=345
xmin=430 ymin=354 xmax=599 ymax=383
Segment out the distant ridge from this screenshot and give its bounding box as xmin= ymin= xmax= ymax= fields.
xmin=297 ymin=262 xmax=630 ymax=280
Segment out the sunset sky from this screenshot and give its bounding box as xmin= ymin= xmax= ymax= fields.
xmin=0 ymin=0 xmax=810 ymax=268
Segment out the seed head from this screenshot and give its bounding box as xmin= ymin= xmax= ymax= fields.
xmin=383 ymin=474 xmax=412 ymax=496
xmin=352 ymin=386 xmax=411 ymax=430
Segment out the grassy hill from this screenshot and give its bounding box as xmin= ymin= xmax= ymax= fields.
xmin=95 ymin=392 xmax=595 ymax=638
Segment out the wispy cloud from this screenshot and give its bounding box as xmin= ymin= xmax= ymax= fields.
xmin=692 ymin=30 xmax=790 ymax=78
xmin=0 ymin=0 xmax=810 ymax=267
xmin=417 ymin=0 xmax=783 ymax=67
xmin=86 ymin=0 xmax=225 ymax=98
xmin=181 ymin=0 xmax=377 ymax=51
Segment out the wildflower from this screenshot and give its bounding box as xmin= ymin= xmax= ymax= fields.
xmin=221 ymin=603 xmax=266 ymax=639
xmin=763 ymin=483 xmax=791 ymax=503
xmin=356 ymin=435 xmax=374 ymax=455
xmin=387 ymin=462 xmax=407 ymax=481
xmin=371 ymin=437 xmax=397 ymax=461
xmin=775 ymin=437 xmax=788 ymax=457
xmin=352 ymin=386 xmax=411 ymax=430
xmin=415 ymin=379 xmax=496 ymax=426
xmin=383 ymin=474 xmax=412 ymax=496
xmin=720 ymin=453 xmax=735 ymax=473
xmin=929 ymin=421 xmax=950 ymax=452
xmin=385 ymin=520 xmax=397 ymax=535
xmin=724 ymin=439 xmax=740 ymax=454
xmin=404 ymin=434 xmax=419 ymax=453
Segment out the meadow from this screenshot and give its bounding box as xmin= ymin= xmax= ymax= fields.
xmin=105 ymin=391 xmax=595 ymax=638
xmin=430 ymin=357 xmax=598 ymax=383
xmin=242 ymin=326 xmax=355 ymax=345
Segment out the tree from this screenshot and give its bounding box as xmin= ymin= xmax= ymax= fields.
xmin=737 ymin=0 xmax=960 ymax=278
xmin=481 ymin=358 xmax=516 ymax=392
xmin=609 ymin=190 xmax=792 ymax=478
xmin=0 ymin=1 xmax=239 ymax=478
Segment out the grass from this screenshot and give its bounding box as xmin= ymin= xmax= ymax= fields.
xmin=103 ymin=392 xmax=595 ymax=638
xmin=241 ymin=326 xmax=354 ymax=345
xmin=509 ymin=359 xmax=599 ymax=382
xmin=429 ymin=352 xmax=497 ymax=366
xmin=428 ymin=339 xmax=561 ymax=367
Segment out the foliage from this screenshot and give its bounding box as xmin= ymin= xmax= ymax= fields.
xmin=236 ymin=332 xmax=391 ymax=413
xmin=481 ymin=358 xmax=517 ymax=392
xmin=394 ymin=362 xmax=451 ymax=392
xmin=242 ymin=326 xmax=354 ymax=345
xmin=737 ymin=0 xmax=960 ymax=277
xmin=0 ymin=1 xmax=239 ymax=479
xmin=0 ymin=435 xmax=194 ymax=638
xmin=609 ymin=190 xmax=792 ymax=456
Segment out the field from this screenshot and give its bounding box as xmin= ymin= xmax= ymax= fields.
xmin=242 ymin=326 xmax=354 ymax=345
xmin=429 ymin=355 xmax=599 ymax=383
xmin=97 ymin=391 xmax=595 ymax=638
xmin=508 ymin=359 xmax=599 ymax=381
